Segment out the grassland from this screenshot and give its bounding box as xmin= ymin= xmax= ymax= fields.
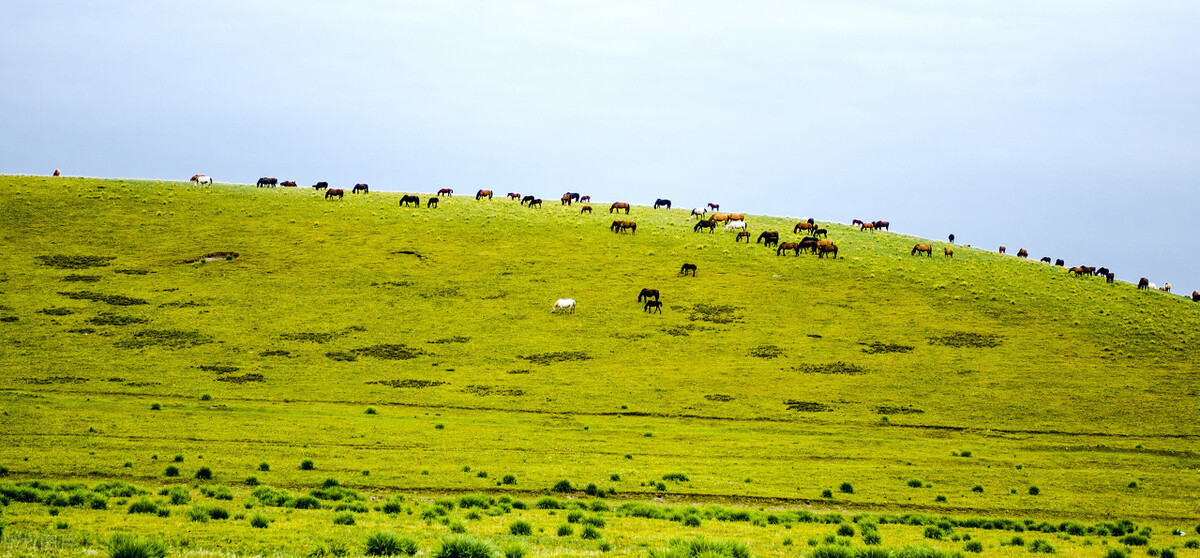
xmin=0 ymin=175 xmax=1197 ymax=557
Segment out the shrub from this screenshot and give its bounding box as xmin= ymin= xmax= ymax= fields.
xmin=245 ymin=476 xmax=259 ymax=486
xmin=107 ymin=533 xmax=168 ymax=558
xmin=186 ymin=506 xmax=210 ymax=522
xmin=449 ymin=522 xmax=467 ymax=533
xmin=862 ymin=532 xmax=882 ymax=546
xmin=164 ymin=466 xmax=179 ymax=477
xmin=822 ymin=489 xmax=833 ymax=498
xmin=663 ymin=473 xmax=689 ymax=482
xmin=907 ymin=479 xmax=923 ymax=488
xmin=839 ymin=483 xmax=854 ymax=494
xmin=1029 ymin=486 xmax=1040 ymax=495
xmin=581 ymin=525 xmax=602 ymax=540
xmin=432 ymin=536 xmax=497 ymax=558
xmin=127 ymin=498 xmax=158 ymax=514
xmin=964 ymin=541 xmax=983 ymax=553
xmin=1184 ymin=541 xmax=1199 ymax=550
xmin=150 ymin=403 xmax=161 ymax=411
xmin=1160 ymin=550 xmax=1177 ymax=558
xmin=558 ymin=524 xmax=574 ymax=536
xmin=258 ymin=462 xmax=270 ymax=471
xmin=684 ymin=516 xmax=702 ymax=527
xmin=923 ymin=527 xmax=944 ymax=540
xmin=552 ymin=480 xmax=574 ymax=493
xmin=535 ymin=497 xmax=563 ymax=509
xmin=333 ymin=511 xmax=356 ymax=525
xmin=1120 ymin=535 xmax=1148 ymax=546
xmin=503 ymin=543 xmax=526 ymax=558
xmin=365 ymin=407 xmax=377 ymax=414
xmin=510 ymin=520 xmax=534 ymax=536
xmin=502 ymin=475 xmax=517 ymax=485
xmin=195 ymin=466 xmax=213 ymax=480
xmin=655 ymin=537 xmax=750 ymax=558
xmin=249 ymin=513 xmax=270 ymax=528
xmin=365 ymin=532 xmax=418 ymax=556
xmin=300 ymin=459 xmax=315 ymax=470
xmin=166 ymin=486 xmax=190 ymax=505
xmin=457 ymin=494 xmax=491 ymax=509
xmin=1028 ymin=539 xmax=1057 ymax=554
xmin=1103 ymin=548 xmax=1130 ymax=558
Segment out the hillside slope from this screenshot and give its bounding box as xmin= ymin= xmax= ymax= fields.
xmin=1 ymin=175 xmax=1198 ymax=521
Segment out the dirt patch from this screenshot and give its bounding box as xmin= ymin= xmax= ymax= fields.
xmin=928 ymin=332 xmax=1002 ymax=348
xmin=519 ymin=351 xmax=591 ymax=365
xmin=36 ymin=255 xmax=116 ymax=269
xmin=367 ymin=379 xmax=447 ymax=389
xmin=58 ymin=291 xmax=148 ymax=306
xmin=183 ymin=252 xmax=239 ymax=263
xmin=784 ymin=400 xmax=832 ymax=412
xmin=792 ymin=362 xmax=868 ymax=375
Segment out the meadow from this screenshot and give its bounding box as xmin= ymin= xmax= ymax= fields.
xmin=0 ymin=175 xmax=1197 ymax=557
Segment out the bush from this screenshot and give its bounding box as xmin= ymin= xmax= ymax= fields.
xmin=839 ymin=483 xmax=854 ymax=494
xmin=1104 ymin=548 xmax=1131 ymax=558
xmin=503 ymin=543 xmax=526 ymax=558
xmin=663 ymin=473 xmax=689 ymax=482
xmin=1160 ymin=550 xmax=1177 ymax=558
xmin=971 ymin=485 xmax=983 ymax=493
xmin=195 ymin=466 xmax=213 ymax=480
xmin=1029 ymin=486 xmax=1040 ymax=495
xmin=164 ymin=466 xmax=179 ymax=477
xmin=655 ymin=537 xmax=750 ymax=558
xmin=107 ymin=533 xmax=168 ymax=558
xmin=365 ymin=532 xmax=418 ymax=556
xmin=1120 ymin=535 xmax=1148 ymax=546
xmin=249 ymin=513 xmax=270 ymax=528
xmin=449 ymin=522 xmax=467 ymax=533
xmin=581 ymin=525 xmax=602 ymax=540
xmin=907 ymin=479 xmax=923 ymax=488
xmin=502 ymin=475 xmax=517 ymax=485
xmin=923 ymin=526 xmax=944 ymax=540
xmin=300 ymin=459 xmax=315 ymax=470
xmin=553 ymin=480 xmax=574 ymax=493
xmin=245 ymin=476 xmax=259 ymax=486
xmin=127 ymin=498 xmax=158 ymax=514
xmin=964 ymin=541 xmax=983 ymax=553
xmin=509 ymin=520 xmax=533 ymax=536
xmin=684 ymin=516 xmax=702 ymax=527
xmin=333 ymin=511 xmax=356 ymax=525
xmin=365 ymin=407 xmax=378 ymax=414
xmin=165 ymin=486 xmax=190 ymax=505
xmin=862 ymin=532 xmax=882 ymax=545
xmin=822 ymin=489 xmax=833 ymax=498
xmin=558 ymin=524 xmax=574 ymax=537
xmin=432 ymin=536 xmax=497 ymax=558
xmin=1028 ymin=540 xmax=1057 ymax=554
xmin=258 ymin=462 xmax=270 ymax=471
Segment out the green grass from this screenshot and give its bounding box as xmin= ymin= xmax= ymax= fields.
xmin=1 ymin=175 xmax=1199 ymax=556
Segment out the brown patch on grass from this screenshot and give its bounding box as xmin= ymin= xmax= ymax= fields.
xmin=784 ymin=400 xmax=832 ymax=412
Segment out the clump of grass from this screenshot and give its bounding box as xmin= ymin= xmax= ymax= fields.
xmin=558 ymin=524 xmax=574 ymax=536
xmin=510 ymin=520 xmax=533 ymax=536
xmin=907 ymin=479 xmax=923 ymax=488
xmin=365 ymin=407 xmax=378 ymax=415
xmin=352 ymin=343 xmax=427 ymax=360
xmin=581 ymin=525 xmax=602 ymax=539
xmin=249 ymin=513 xmax=270 ymax=528
xmin=652 ymin=537 xmax=750 ymax=558
xmin=748 ymin=344 xmax=785 ymax=358
xmin=837 ymin=524 xmax=855 ymax=537
xmin=924 ymin=526 xmax=945 ymax=540
xmin=106 ymin=533 xmax=168 ymax=558
xmin=794 ymin=362 xmax=868 ymax=375
xmin=37 ymin=255 xmax=116 ymax=269
xmin=502 ymin=474 xmax=516 ymax=485
xmin=928 ymin=332 xmax=1002 ymax=348
xmin=127 ymin=498 xmax=159 ymax=514
xmin=163 ymin=466 xmax=179 ymax=477
xmin=502 ymin=543 xmax=526 ymax=558
xmin=662 ymin=473 xmax=689 ymax=482
xmin=165 ymin=486 xmax=190 ymax=505
xmin=964 ymin=541 xmax=983 ymax=553
xmin=519 ymin=351 xmax=592 ymax=365
xmin=553 ymin=480 xmax=574 ymax=493
xmin=432 ymin=536 xmax=496 ymax=558
xmin=785 ymin=400 xmax=833 ymax=412
xmin=300 ymin=459 xmax=315 ymax=470
xmin=195 ymin=466 xmax=213 ymax=479
xmin=1029 ymin=486 xmax=1040 ymax=495
xmin=364 ymin=532 xmax=417 ymax=556
xmin=332 ymin=511 xmax=355 ymax=525
xmin=807 ymin=545 xmax=853 ymax=558
xmin=839 ymin=482 xmax=854 ymax=494
xmin=1028 ymin=539 xmax=1057 ymax=554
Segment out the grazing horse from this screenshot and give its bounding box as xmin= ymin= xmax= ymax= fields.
xmin=707 ymin=203 xmax=720 ymax=211
xmin=811 ymin=228 xmax=828 ymax=238
xmin=566 ymin=192 xmax=581 ymax=203
xmin=53 ymin=169 xmax=61 ymax=176
xmin=191 ymin=174 xmax=213 ymax=185
xmin=644 ymin=300 xmax=663 ymax=313
xmin=476 ymin=189 xmax=493 ymax=200
xmin=710 ymin=213 xmax=729 ymax=223
xmin=654 ymin=199 xmax=672 ymax=209
xmin=1097 ymin=267 xmax=1110 ymax=277
xmin=579 ymin=195 xmax=590 ymax=202
xmin=691 ymin=207 xmax=707 ymax=219
xmin=439 ymin=188 xmax=455 ymax=197
xmin=852 ymin=219 xmax=864 ymax=227
xmin=757 ymin=231 xmax=779 ymax=247
xmin=325 ymin=188 xmax=344 ymax=200
xmin=999 ymin=246 xmax=1006 ymax=254
xmin=727 ymin=213 xmax=746 ymax=222
xmin=520 ymin=195 xmax=535 ymax=205
xmin=777 ymin=242 xmax=801 ymax=256
xmin=312 ymin=181 xmax=329 ymax=190
xmin=528 ymin=198 xmax=542 ymax=208
xmin=873 ymin=220 xmax=889 ymax=230
xmin=638 ymin=288 xmax=660 ymax=302
xmin=507 ymin=192 xmax=520 ymax=200
xmin=1055 ymin=259 xmax=1065 ymax=266
xmin=399 ymin=195 xmax=420 ymax=207
xmin=944 ymin=247 xmax=954 ymax=258
xmin=427 ymin=197 xmax=438 ymax=208
xmin=561 ymin=194 xmax=573 ymax=205
xmin=799 ymin=237 xmax=820 ymax=254
xmin=1017 ymin=249 xmax=1028 ymax=258
xmin=1138 ymin=277 xmax=1150 ymax=290
xmin=860 ymin=222 xmax=875 ymax=231
xmin=580 ymin=205 xmax=593 ymax=214
xmin=680 ymin=263 xmax=697 ymax=276
xmin=610 ymin=220 xmax=636 ymax=233
xmin=610 ymin=202 xmax=630 ymax=214
xmin=794 ymin=222 xmax=815 ymax=234
xmin=1161 ymin=283 xmax=1172 ymax=293
xmin=551 ymin=299 xmax=576 ymax=314
xmin=694 ymin=219 xmax=716 ymax=233
xmin=257 ymin=177 xmax=278 ymax=187
xmin=352 ymin=183 xmax=369 ymax=194
xmin=724 ymin=220 xmax=747 ymax=232
xmin=911 ymin=244 xmax=932 ymax=256
xmin=818 ymin=243 xmax=838 ymax=259
xmin=1193 ymin=291 xmax=1200 ymax=302
xmin=736 ymin=230 xmax=751 ymax=242
xmin=280 ymin=181 xmax=297 ymax=187
xmin=1040 ymin=257 xmax=1052 ymax=263
xmin=1106 ymin=273 xmax=1115 ymax=283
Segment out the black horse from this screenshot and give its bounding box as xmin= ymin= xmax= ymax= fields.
xmin=694 ymin=219 xmax=716 ymax=233
xmin=757 ymin=231 xmax=779 ymax=247
xmin=528 ymin=198 xmax=542 ymax=208
xmin=399 ymin=195 xmax=420 ymax=207
xmin=257 ymin=177 xmax=277 ymax=187
xmin=352 ymin=183 xmax=369 ymax=194
xmin=312 ymin=181 xmax=329 ymax=190
xmin=638 ymin=288 xmax=659 ymax=302
xmin=644 ymin=300 xmax=663 ymax=313
xmin=680 ymin=263 xmax=697 ymax=276
xmin=427 ymin=197 xmax=438 ymax=208
xmin=521 ymin=195 xmax=535 ymax=205
xmin=654 ymin=199 xmax=671 ymax=209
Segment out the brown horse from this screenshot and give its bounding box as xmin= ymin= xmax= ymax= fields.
xmin=325 ymin=188 xmax=344 ymax=200
xmin=811 ymin=228 xmax=827 ymax=238
xmin=944 ymin=247 xmax=953 ymax=258
xmin=610 ymin=220 xmax=636 ymax=233
xmin=911 ymin=244 xmax=932 ymax=256
xmin=638 ymin=288 xmax=659 ymax=302
xmin=352 ymin=183 xmax=369 ymax=194
xmin=257 ymin=177 xmax=278 ymax=187
xmin=680 ymin=263 xmax=697 ymax=276
xmin=644 ymin=300 xmax=663 ymax=313
xmin=710 ymin=213 xmax=729 ymax=223
xmin=736 ymin=230 xmax=751 ymax=243
xmin=757 ymin=231 xmax=779 ymax=246
xmin=727 ymin=213 xmax=745 ymax=222
xmin=506 ymin=192 xmax=520 ymax=200
xmin=53 ymin=169 xmax=61 ymax=176
xmin=851 ymin=219 xmax=864 ymax=227
xmin=694 ymin=219 xmax=716 ymax=233
xmin=818 ymin=243 xmax=838 ymax=258
xmin=799 ymin=237 xmax=819 ymax=254
xmin=580 ymin=195 xmax=591 ymax=203
xmin=707 ymin=203 xmax=720 ymax=211
xmin=873 ymin=220 xmax=889 ymax=230
xmin=528 ymin=199 xmax=542 ymax=208
xmin=439 ymin=188 xmax=455 ymax=196
xmin=776 ymin=242 xmax=801 ymax=256
xmin=860 ymin=222 xmax=875 ymax=231
xmin=280 ymin=181 xmax=297 ymax=187
xmin=1017 ymin=249 xmax=1028 ymax=258
xmin=610 ymin=202 xmax=630 ymax=214
xmin=561 ymin=194 xmax=573 ymax=205
xmin=476 ymin=189 xmax=493 ymax=200
xmin=399 ymin=194 xmax=420 ymax=206
xmin=793 ymin=222 xmax=815 ymax=234
xmin=1138 ymin=277 xmax=1150 ymax=290
xmin=580 ymin=205 xmax=592 ymax=214
xmin=427 ymin=197 xmax=438 ymax=208
xmin=999 ymin=246 xmax=1006 ymax=254
xmin=1192 ymin=291 xmax=1199 ymax=302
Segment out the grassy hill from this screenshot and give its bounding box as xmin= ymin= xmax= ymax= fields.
xmin=0 ymin=175 xmax=1197 ymax=557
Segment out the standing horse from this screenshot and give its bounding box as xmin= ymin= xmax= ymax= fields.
xmin=799 ymin=237 xmax=819 ymax=254
xmin=1161 ymin=283 xmax=1172 ymax=293
xmin=610 ymin=202 xmax=630 ymax=214
xmin=736 ymin=230 xmax=751 ymax=243
xmin=638 ymin=288 xmax=659 ymax=302
xmin=1040 ymin=257 xmax=1052 ymax=263
xmin=999 ymin=246 xmax=1006 ymax=254
xmin=1055 ymin=259 xmax=1065 ymax=266
xmin=757 ymin=231 xmax=779 ymax=246
xmin=1138 ymin=277 xmax=1150 ymax=290
xmin=325 ymin=188 xmax=344 ymax=200
xmin=818 ymin=243 xmax=838 ymax=259
xmin=257 ymin=177 xmax=278 ymax=187
xmin=528 ymin=198 xmax=542 ymax=208
xmin=860 ymin=222 xmax=875 ymax=231
xmin=644 ymin=300 xmax=663 ymax=313
xmin=427 ymin=197 xmax=439 ymax=208
xmin=580 ymin=205 xmax=593 ymax=214
xmin=614 ymin=220 xmax=637 ymax=233
xmin=691 ymin=207 xmax=707 ymax=219
xmin=944 ymin=247 xmax=954 ymax=258
xmin=399 ymin=195 xmax=420 ymax=206
xmin=1192 ymin=291 xmax=1199 ymax=302
xmin=551 ymin=299 xmax=576 ymax=314
xmin=191 ymin=174 xmax=213 ymax=185
xmin=53 ymin=169 xmax=61 ymax=176
xmin=911 ymin=244 xmax=932 ymax=256
xmin=724 ymin=220 xmax=747 ymax=232
xmin=727 ymin=213 xmax=746 ymax=222
xmin=439 ymin=188 xmax=455 ymax=196
xmin=776 ymin=242 xmax=801 ymax=256
xmin=680 ymin=263 xmax=697 ymax=276
xmin=507 ymin=192 xmax=520 ymax=200
xmin=476 ymin=189 xmax=493 ymax=200
xmin=1017 ymin=249 xmax=1028 ymax=258
xmin=694 ymin=219 xmax=716 ymax=233
xmin=794 ymin=222 xmax=815 ymax=234
xmin=312 ymin=181 xmax=329 ymax=190
xmin=710 ymin=213 xmax=729 ymax=223
xmin=654 ymin=199 xmax=671 ymax=209
xmin=851 ymin=219 xmax=864 ymax=227
xmin=873 ymin=221 xmax=889 ymax=231
xmin=580 ymin=195 xmax=590 ymax=202
xmin=561 ymin=194 xmax=573 ymax=205
xmin=352 ymin=183 xmax=369 ymax=194
xmin=707 ymin=203 xmax=720 ymax=211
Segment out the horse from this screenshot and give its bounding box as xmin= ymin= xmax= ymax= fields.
xmin=610 ymin=220 xmax=636 ymax=233
xmin=724 ymin=220 xmax=747 ymax=232
xmin=860 ymin=222 xmax=875 ymax=231
xmin=610 ymin=202 xmax=630 ymax=214
xmin=580 ymin=195 xmax=591 ymax=203
xmin=566 ymin=192 xmax=581 ymax=203
xmin=757 ymin=231 xmax=779 ymax=246
xmin=399 ymin=194 xmax=420 ymax=206
xmin=476 ymin=189 xmax=493 ymax=200
xmin=727 ymin=213 xmax=746 ymax=222
xmin=948 ymin=233 xmax=954 ymax=243
xmin=736 ymin=230 xmax=751 ymax=243
xmin=352 ymin=183 xmax=369 ymax=194
xmin=638 ymin=288 xmax=659 ymax=302
xmin=257 ymin=177 xmax=277 ymax=187
xmin=1138 ymin=277 xmax=1150 ymax=290
xmin=693 ymin=219 xmax=716 ymax=233
xmin=691 ymin=207 xmax=707 ymax=219
xmin=644 ymin=300 xmax=663 ymax=313
xmin=1193 ymin=291 xmax=1200 ymax=302
xmin=191 ymin=174 xmax=213 ymax=185
xmin=818 ymin=243 xmax=838 ymax=259
xmin=811 ymin=228 xmax=827 ymax=238
xmin=654 ymin=199 xmax=671 ymax=209
xmin=1055 ymin=259 xmax=1065 ymax=267
xmin=325 ymin=189 xmax=344 ymax=200
xmin=851 ymin=219 xmax=864 ymax=227
xmin=528 ymin=199 xmax=542 ymax=208
xmin=1161 ymin=283 xmax=1172 ymax=293
xmin=911 ymin=244 xmax=932 ymax=256
xmin=521 ymin=195 xmax=535 ymax=205
xmin=680 ymin=263 xmax=697 ymax=276
xmin=551 ymin=299 xmax=576 ymax=314
xmin=793 ymin=222 xmax=815 ymax=234
xmin=506 ymin=192 xmax=520 ymax=200
xmin=439 ymin=188 xmax=455 ymax=197
xmin=53 ymin=169 xmax=60 ymax=176
xmin=580 ymin=205 xmax=592 ymax=214
xmin=873 ymin=220 xmax=889 ymax=231
xmin=944 ymin=247 xmax=954 ymax=258
xmin=777 ymin=242 xmax=801 ymax=256
xmin=427 ymin=197 xmax=438 ymax=208
xmin=1040 ymin=257 xmax=1052 ymax=263
xmin=280 ymin=181 xmax=297 ymax=187
xmin=798 ymin=237 xmax=819 ymax=254
xmin=999 ymin=246 xmax=1006 ymax=254
xmin=1106 ymin=273 xmax=1114 ymax=284
xmin=1017 ymin=249 xmax=1028 ymax=258
xmin=710 ymin=213 xmax=729 ymax=223
xmin=561 ymin=194 xmax=573 ymax=205
xmin=312 ymin=181 xmax=328 ymax=190
xmin=707 ymin=203 xmax=720 ymax=211
xmin=1097 ymin=267 xmax=1110 ymax=277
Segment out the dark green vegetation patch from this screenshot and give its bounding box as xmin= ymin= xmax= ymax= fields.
xmin=428 ymin=336 xmax=471 ymax=344
xmin=282 ymin=332 xmax=337 ymax=343
xmin=86 ymin=314 xmax=149 ymax=326
xmin=35 ymin=255 xmax=116 ymax=269
xmin=784 ymin=400 xmax=833 ymax=412
xmin=37 ymin=307 xmax=75 ymax=315
xmin=114 ymin=269 xmax=150 ymax=275
xmin=217 ymin=373 xmax=266 ymax=384
xmin=23 ymin=376 xmax=89 ymax=385
xmin=367 ymin=379 xmax=448 ymax=389
xmin=705 ymin=394 xmax=734 ymax=402
xmin=57 ymin=291 xmax=148 ymax=306
xmin=748 ymin=344 xmax=785 ymax=358
xmin=861 ymin=342 xmax=915 ymax=354
xmin=115 ymin=329 xmax=213 ymax=349
xmin=688 ymin=303 xmax=743 ymax=324
xmin=793 ymin=362 xmax=868 ymax=375
xmin=62 ymin=274 xmax=102 ymax=282
xmin=352 ymin=344 xmax=427 ymax=360
xmin=874 ymin=405 xmax=924 ymax=415
xmin=462 ymin=385 xmax=524 ymax=396
xmin=928 ymin=331 xmax=1003 ymax=348
xmin=199 ymin=365 xmax=240 ymax=373
xmin=519 ymin=351 xmax=591 ymax=365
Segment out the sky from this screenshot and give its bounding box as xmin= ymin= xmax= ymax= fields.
xmin=3 ymin=1 xmax=1199 ymax=294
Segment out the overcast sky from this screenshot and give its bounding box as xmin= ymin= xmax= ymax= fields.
xmin=3 ymin=1 xmax=1198 ymax=294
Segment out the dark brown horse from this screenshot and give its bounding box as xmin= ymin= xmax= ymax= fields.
xmin=528 ymin=198 xmax=542 ymax=208
xmin=427 ymin=197 xmax=438 ymax=208
xmin=580 ymin=195 xmax=590 ymax=202
xmin=53 ymin=169 xmax=61 ymax=176
xmin=818 ymin=243 xmax=838 ymax=258
xmin=1138 ymin=277 xmax=1150 ymax=290
xmin=610 ymin=202 xmax=630 ymax=214
xmin=680 ymin=263 xmax=697 ymax=276
xmin=1055 ymin=259 xmax=1065 ymax=266
xmin=654 ymin=199 xmax=671 ymax=209
xmin=644 ymin=300 xmax=663 ymax=313
xmin=707 ymin=203 xmax=719 ymax=211
xmin=999 ymin=246 xmax=1006 ymax=254
xmin=561 ymin=194 xmax=573 ymax=205
xmin=777 ymin=242 xmax=801 ymax=256
xmin=580 ymin=205 xmax=592 ymax=214
xmin=873 ymin=220 xmax=889 ymax=230
xmin=811 ymin=228 xmax=827 ymax=238
xmin=521 ymin=195 xmax=535 ymax=205
xmin=694 ymin=219 xmax=716 ymax=233
xmin=911 ymin=244 xmax=932 ymax=256
xmin=324 ymin=188 xmax=344 ymax=200
xmin=852 ymin=219 xmax=864 ymax=227
xmin=638 ymin=288 xmax=659 ymax=302
xmin=756 ymin=231 xmax=779 ymax=246
xmin=439 ymin=188 xmax=455 ymax=196
xmin=1017 ymin=249 xmax=1028 ymax=258
xmin=352 ymin=183 xmax=369 ymax=194
xmin=399 ymin=195 xmax=420 ymax=206
xmin=257 ymin=177 xmax=278 ymax=187
xmin=312 ymin=181 xmax=329 ymax=190
xmin=794 ymin=222 xmax=815 ymax=234
xmin=280 ymin=181 xmax=297 ymax=187
xmin=476 ymin=189 xmax=493 ymax=200
xmin=799 ymin=237 xmax=819 ymax=254
xmin=1192 ymin=291 xmax=1199 ymax=302
xmin=610 ymin=220 xmax=636 ymax=233
xmin=1041 ymin=257 xmax=1052 ymax=263
xmin=736 ymin=230 xmax=751 ymax=242
xmin=506 ymin=192 xmax=520 ymax=200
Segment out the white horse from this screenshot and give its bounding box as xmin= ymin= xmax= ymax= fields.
xmin=190 ymin=174 xmax=213 ymax=185
xmin=724 ymin=220 xmax=747 ymax=231
xmin=551 ymin=299 xmax=576 ymax=314
xmin=690 ymin=207 xmax=707 ymax=219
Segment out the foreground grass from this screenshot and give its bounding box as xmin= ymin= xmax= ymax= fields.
xmin=0 ymin=175 xmax=1197 ymax=556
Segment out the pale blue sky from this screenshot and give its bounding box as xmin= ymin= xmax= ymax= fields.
xmin=3 ymin=1 xmax=1198 ymax=294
